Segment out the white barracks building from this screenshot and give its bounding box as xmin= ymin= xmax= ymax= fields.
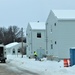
xmin=26 ymin=22 xmax=46 ymax=58
xmin=46 ymin=10 xmax=75 ymax=59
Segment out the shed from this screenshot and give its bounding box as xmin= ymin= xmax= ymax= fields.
xmin=5 ymin=42 xmax=26 ymax=55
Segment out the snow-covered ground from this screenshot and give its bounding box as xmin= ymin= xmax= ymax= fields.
xmin=6 ymin=55 xmax=75 ymax=75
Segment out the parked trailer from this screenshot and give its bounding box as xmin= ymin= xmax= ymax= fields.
xmin=0 ymin=44 xmax=7 ymax=63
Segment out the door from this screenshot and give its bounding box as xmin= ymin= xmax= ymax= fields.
xmin=37 ymin=49 xmax=45 ymax=58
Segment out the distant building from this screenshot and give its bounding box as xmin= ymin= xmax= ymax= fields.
xmin=5 ymin=42 xmax=26 ymax=55
xmin=46 ymin=10 xmax=75 ymax=59
xmin=26 ymin=22 xmax=46 ymax=58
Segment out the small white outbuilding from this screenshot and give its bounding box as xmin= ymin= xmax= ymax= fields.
xmin=5 ymin=42 xmax=26 ymax=55
xmin=26 ymin=22 xmax=46 ymax=58
xmin=46 ymin=10 xmax=75 ymax=59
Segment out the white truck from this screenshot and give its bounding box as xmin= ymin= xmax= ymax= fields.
xmin=0 ymin=44 xmax=7 ymax=63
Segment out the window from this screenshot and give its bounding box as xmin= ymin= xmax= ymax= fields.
xmin=51 ymin=44 xmax=53 ymax=49
xmin=55 ymin=41 xmax=57 ymax=44
xmin=18 ymin=49 xmax=20 ymax=53
xmin=54 ymin=23 xmax=56 ymax=26
xmin=13 ymin=50 xmax=15 ymax=54
xmin=13 ymin=49 xmax=15 ymax=54
xmin=37 ymin=33 xmax=41 ymax=38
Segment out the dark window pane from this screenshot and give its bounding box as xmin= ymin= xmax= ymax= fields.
xmin=54 ymin=23 xmax=56 ymax=26
xmin=37 ymin=33 xmax=41 ymax=38
xmin=13 ymin=50 xmax=15 ymax=53
xmin=51 ymin=44 xmax=53 ymax=49
xmin=55 ymin=41 xmax=57 ymax=44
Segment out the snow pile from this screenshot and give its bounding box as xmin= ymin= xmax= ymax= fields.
xmin=6 ymin=55 xmax=75 ymax=75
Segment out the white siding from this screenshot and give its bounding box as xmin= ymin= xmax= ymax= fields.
xmin=26 ymin=23 xmax=46 ymax=57
xmin=32 ymin=30 xmax=46 ymax=54
xmin=46 ymin=11 xmax=58 ymax=55
xmin=26 ymin=24 xmax=32 ymax=57
xmin=54 ymin=20 xmax=75 ymax=59
xmin=46 ymin=10 xmax=75 ymax=59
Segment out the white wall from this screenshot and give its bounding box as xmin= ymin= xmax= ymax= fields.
xmin=6 ymin=43 xmax=26 ymax=55
xmin=26 ymin=24 xmax=32 ymax=57
xmin=46 ymin=11 xmax=58 ymax=55
xmin=26 ymin=24 xmax=46 ymax=57
xmin=54 ymin=20 xmax=75 ymax=59
xmin=32 ymin=30 xmax=46 ymax=55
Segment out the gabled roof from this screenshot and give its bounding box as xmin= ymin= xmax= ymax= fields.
xmin=5 ymin=42 xmax=19 ymax=48
xmin=51 ymin=10 xmax=75 ymax=19
xmin=29 ymin=22 xmax=45 ymax=30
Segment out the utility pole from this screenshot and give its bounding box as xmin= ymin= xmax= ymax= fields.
xmin=21 ymin=28 xmax=23 ymax=58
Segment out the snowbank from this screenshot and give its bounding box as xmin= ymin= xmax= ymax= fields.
xmin=6 ymin=55 xmax=75 ymax=75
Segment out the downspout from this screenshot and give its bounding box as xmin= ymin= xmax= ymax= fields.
xmin=30 ymin=29 xmax=33 ymax=56
xmin=46 ymin=23 xmax=48 ymax=54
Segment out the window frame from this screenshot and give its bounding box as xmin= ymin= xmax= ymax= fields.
xmin=37 ymin=33 xmax=41 ymax=38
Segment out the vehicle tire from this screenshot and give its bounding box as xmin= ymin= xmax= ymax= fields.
xmin=1 ymin=60 xmax=6 ymax=63
xmin=3 ymin=60 xmax=6 ymax=63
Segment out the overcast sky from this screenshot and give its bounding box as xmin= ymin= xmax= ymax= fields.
xmin=0 ymin=0 xmax=75 ymax=34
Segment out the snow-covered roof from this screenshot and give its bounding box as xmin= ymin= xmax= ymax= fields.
xmin=70 ymin=47 xmax=75 ymax=49
xmin=5 ymin=42 xmax=19 ymax=48
xmin=29 ymin=22 xmax=45 ymax=30
xmin=52 ymin=10 xmax=75 ymax=19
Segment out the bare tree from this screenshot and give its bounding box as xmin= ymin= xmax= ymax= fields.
xmin=7 ymin=25 xmax=20 ymax=43
xmin=0 ymin=25 xmax=25 ymax=45
xmin=0 ymin=27 xmax=8 ymax=44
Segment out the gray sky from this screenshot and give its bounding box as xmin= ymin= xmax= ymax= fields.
xmin=0 ymin=0 xmax=75 ymax=35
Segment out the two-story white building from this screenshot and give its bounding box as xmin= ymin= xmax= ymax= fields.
xmin=26 ymin=22 xmax=46 ymax=58
xmin=46 ymin=10 xmax=75 ymax=59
